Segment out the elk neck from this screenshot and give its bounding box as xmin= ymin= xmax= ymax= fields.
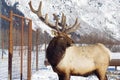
xmin=46 ymin=35 xmax=74 ymax=67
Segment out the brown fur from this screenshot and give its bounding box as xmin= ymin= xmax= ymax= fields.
xmin=46 ymin=33 xmax=74 ymax=67
xmin=46 ymin=33 xmax=110 ymax=80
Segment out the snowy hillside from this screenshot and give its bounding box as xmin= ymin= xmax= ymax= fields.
xmin=3 ymin=0 xmax=120 ymax=43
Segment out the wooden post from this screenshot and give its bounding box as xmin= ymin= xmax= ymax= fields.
xmin=20 ymin=18 xmax=24 ymax=80
xmin=27 ymin=20 xmax=32 ymax=80
xmin=0 ymin=33 xmax=1 ymax=59
xmin=44 ymin=31 xmax=47 ymax=51
xmin=0 ymin=11 xmax=1 ymax=49
xmin=1 ymin=29 xmax=4 ymax=59
xmin=2 ymin=35 xmax=4 ymax=59
xmin=44 ymin=31 xmax=48 ymax=66
xmin=36 ymin=29 xmax=39 ymax=71
xmin=8 ymin=11 xmax=13 ymax=80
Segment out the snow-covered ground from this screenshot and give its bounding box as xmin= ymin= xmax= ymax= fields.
xmin=0 ymin=48 xmax=120 ymax=80
xmin=31 ymin=66 xmax=99 ymax=80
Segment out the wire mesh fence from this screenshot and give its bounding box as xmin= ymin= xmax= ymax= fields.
xmin=0 ymin=19 xmax=9 ymax=79
xmin=0 ymin=10 xmax=48 ymax=80
xmin=0 ymin=11 xmax=33 ymax=80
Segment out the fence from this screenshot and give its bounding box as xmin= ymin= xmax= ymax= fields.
xmin=0 ymin=10 xmax=50 ymax=80
xmin=0 ymin=11 xmax=32 ymax=80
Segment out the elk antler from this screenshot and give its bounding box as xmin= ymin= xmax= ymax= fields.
xmin=29 ymin=1 xmax=59 ymax=31
xmin=29 ymin=1 xmax=80 ymax=33
xmin=65 ymin=18 xmax=80 ymax=33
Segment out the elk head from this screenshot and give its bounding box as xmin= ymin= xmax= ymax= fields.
xmin=28 ymin=1 xmax=80 ymax=38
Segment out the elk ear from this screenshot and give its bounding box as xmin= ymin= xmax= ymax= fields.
xmin=51 ymin=30 xmax=58 ymax=37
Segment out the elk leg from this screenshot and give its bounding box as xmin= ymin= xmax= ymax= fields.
xmin=58 ymin=74 xmax=65 ymax=80
xmin=96 ymin=67 xmax=108 ymax=80
xmin=58 ymin=73 xmax=70 ymax=80
xmin=104 ymin=75 xmax=108 ymax=80
xmin=64 ymin=73 xmax=70 ymax=80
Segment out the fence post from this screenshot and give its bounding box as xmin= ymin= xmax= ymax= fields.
xmin=36 ymin=29 xmax=39 ymax=71
xmin=8 ymin=11 xmax=13 ymax=80
xmin=27 ymin=20 xmax=32 ymax=80
xmin=2 ymin=35 xmax=4 ymax=59
xmin=0 ymin=17 xmax=1 ymax=59
xmin=44 ymin=31 xmax=47 ymax=51
xmin=1 ymin=29 xmax=4 ymax=59
xmin=20 ymin=18 xmax=24 ymax=80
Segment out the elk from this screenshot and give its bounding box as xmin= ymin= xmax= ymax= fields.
xmin=29 ymin=1 xmax=110 ymax=80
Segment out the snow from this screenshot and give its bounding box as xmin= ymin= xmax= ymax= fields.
xmin=4 ymin=0 xmax=120 ymax=41
xmin=32 ymin=66 xmax=58 ymax=80
xmin=111 ymin=52 xmax=120 ymax=59
xmin=0 ymin=48 xmax=120 ymax=80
